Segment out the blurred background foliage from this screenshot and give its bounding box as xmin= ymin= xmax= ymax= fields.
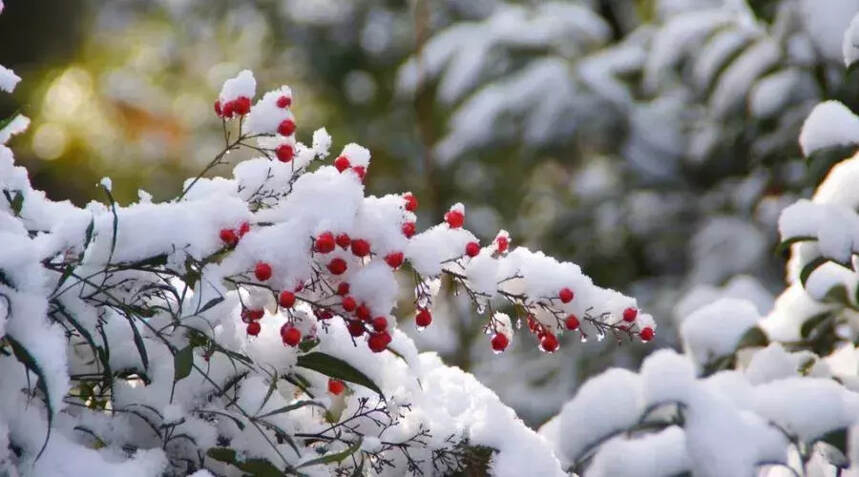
xmin=4 ymin=0 xmax=859 ymax=425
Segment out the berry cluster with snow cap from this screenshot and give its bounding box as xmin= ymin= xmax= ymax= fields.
xmin=195 ymin=71 xmax=656 ymax=356
xmin=0 ymin=66 xmax=652 ymax=476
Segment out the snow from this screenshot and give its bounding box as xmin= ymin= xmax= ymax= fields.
xmin=311 ymin=127 xmax=331 ymax=157
xmin=217 ymin=69 xmax=256 ymax=104
xmin=644 ymin=10 xmax=736 ymax=93
xmin=0 ymin=114 xmax=29 ymax=144
xmin=554 ymin=369 xmax=642 ymax=463
xmin=843 ymin=12 xmax=859 ymax=66
xmin=244 ymin=86 xmax=293 ymax=136
xmin=0 ymin=65 xmax=20 ymax=93
xmin=778 ymin=198 xmax=859 ymax=264
xmin=587 ymin=426 xmax=691 ymax=477
xmin=799 ymin=101 xmax=859 ymax=156
xmin=1 ymin=67 xmax=655 ymax=476
xmin=640 ymin=349 xmax=696 ymax=405
xmin=709 ymin=39 xmax=781 ymax=117
xmin=798 ymin=0 xmax=859 ymax=63
xmin=680 ymin=298 xmax=760 ymax=369
xmin=754 ymin=377 xmax=859 ymax=442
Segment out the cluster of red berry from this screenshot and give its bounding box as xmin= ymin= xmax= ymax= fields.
xmin=219 ymin=188 xmax=425 ymax=353
xmin=214 ymin=96 xmax=251 ymax=118
xmin=212 ymin=83 xmax=654 ymax=357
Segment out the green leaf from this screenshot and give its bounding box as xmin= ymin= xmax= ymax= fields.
xmin=125 ymin=315 xmax=150 ymax=372
xmin=736 ymin=326 xmax=768 ymax=350
xmin=83 ymin=218 xmax=95 ymax=251
xmin=6 ymin=336 xmax=53 ymax=459
xmin=824 ymin=284 xmax=851 ymax=306
xmin=256 ymin=371 xmax=280 ymax=415
xmin=196 ymin=296 xmax=224 ymax=315
xmin=820 ymin=428 xmax=849 ymax=456
xmin=298 ymin=438 xmax=362 ymax=469
xmin=0 ymin=112 xmax=20 ymax=131
xmin=296 ymin=352 xmax=383 ymax=398
xmin=701 ymin=354 xmax=735 ymax=377
xmin=800 ymin=256 xmax=829 ymax=287
xmin=3 ymin=190 xmax=23 ymax=217
xmin=199 ymin=409 xmax=245 ymax=431
xmin=174 ymin=346 xmax=194 ymax=382
xmin=801 ymin=312 xmax=832 ymax=340
xmin=207 ymin=447 xmax=285 ymax=476
xmin=298 ymin=337 xmax=320 ymax=353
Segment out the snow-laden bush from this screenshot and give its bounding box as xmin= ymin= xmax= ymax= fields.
xmin=0 ymin=52 xmax=658 ymax=475
xmin=539 ymin=91 xmax=859 ymax=476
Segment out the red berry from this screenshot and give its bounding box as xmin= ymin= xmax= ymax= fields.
xmin=278 ymin=119 xmax=296 ymax=136
xmin=347 ymin=320 xmax=365 ymax=337
xmin=565 ymin=314 xmax=580 ymax=330
xmin=239 ymin=222 xmax=250 ymax=236
xmin=255 ymin=262 xmax=272 ymax=281
xmin=279 ymin=290 xmax=296 ymax=308
xmin=465 ymin=241 xmax=480 ymax=257
xmin=245 ymin=309 xmax=264 ymax=321
xmin=356 ymin=304 xmax=371 ymax=322
xmin=496 ymin=236 xmax=509 ymax=253
xmin=385 ymin=252 xmax=404 ymax=269
xmin=334 ymin=156 xmax=350 ymax=172
xmin=222 ymin=100 xmax=236 ymax=118
xmin=527 ymin=315 xmax=539 ymax=333
xmin=234 ymin=96 xmax=251 ymax=115
xmin=275 ymin=144 xmax=294 ymax=162
xmin=242 ymin=309 xmax=263 ymax=323
xmin=214 ymin=100 xmax=223 ymax=117
xmin=372 ymin=316 xmax=388 ymax=332
xmin=401 ymin=222 xmax=416 ymax=238
xmin=491 ymin=333 xmax=509 ymax=352
xmin=559 ymin=287 xmax=574 ymax=304
xmin=368 ymin=332 xmax=388 ymax=353
xmin=415 ymin=308 xmax=432 ymax=327
xmin=352 ymin=166 xmax=366 ymax=181
xmin=639 ymin=327 xmax=654 ymax=342
xmin=246 ymin=321 xmax=261 ymax=336
xmin=342 ymin=296 xmax=357 ymax=312
xmin=623 ymin=307 xmax=638 ymax=322
xmin=336 ymin=233 xmax=351 ymax=249
xmin=327 ymin=258 xmax=347 ymax=275
xmin=219 ymin=228 xmax=238 ymax=247
xmin=281 ymin=326 xmax=301 ymax=347
xmin=404 ymin=193 xmax=418 ymax=212
xmin=315 ymin=232 xmax=336 ymax=253
xmin=315 ymin=308 xmax=333 ymax=320
xmin=445 ymin=210 xmax=464 ymax=228
xmin=328 ymin=378 xmax=345 ymax=395
xmin=276 ymin=95 xmax=291 ymax=108
xmin=541 ymin=333 xmax=559 ymax=352
xmin=337 ymin=282 xmax=350 ymax=296
xmin=351 ymin=239 xmax=371 ymax=257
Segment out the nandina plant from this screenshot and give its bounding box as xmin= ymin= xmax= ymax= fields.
xmin=0 ymin=66 xmax=655 ymax=476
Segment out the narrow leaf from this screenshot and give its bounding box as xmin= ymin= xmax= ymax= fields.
xmin=298 ymin=438 xmax=362 ymax=469
xmin=174 ymin=346 xmax=194 ymax=382
xmin=736 ymin=326 xmax=768 ymax=349
xmin=7 ymin=336 xmax=53 ymax=459
xmin=296 ymin=352 xmax=383 ymax=398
